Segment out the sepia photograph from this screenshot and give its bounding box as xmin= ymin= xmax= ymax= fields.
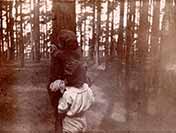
xmin=0 ymin=0 xmax=176 ymax=132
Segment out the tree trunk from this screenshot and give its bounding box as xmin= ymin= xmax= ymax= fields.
xmin=110 ymin=0 xmax=115 ymax=57
xmin=90 ymin=0 xmax=96 ymax=60
xmin=79 ymin=2 xmax=83 ymax=48
xmin=52 ymin=0 xmax=76 ymax=34
xmin=150 ymin=0 xmax=161 ymax=89
xmin=9 ymin=2 xmax=15 ymax=60
xmin=151 ymin=0 xmax=160 ymax=52
xmin=83 ymin=1 xmax=87 ymax=55
xmin=6 ymin=1 xmax=10 ymax=60
xmin=34 ymin=0 xmax=40 ymax=62
xmin=95 ymin=0 xmax=101 ymax=65
xmin=20 ymin=0 xmax=24 ymax=67
xmin=125 ymin=0 xmax=137 ymax=120
xmin=137 ymin=0 xmax=149 ymax=115
xmin=5 ymin=1 xmax=10 ymax=50
xmin=105 ymin=0 xmax=110 ymax=69
xmin=15 ymin=0 xmax=19 ymax=60
xmin=0 ymin=1 xmax=3 ymax=64
xmin=138 ymin=0 xmax=149 ymax=60
xmin=30 ymin=0 xmax=34 ymax=61
xmin=117 ymin=0 xmax=125 ymax=60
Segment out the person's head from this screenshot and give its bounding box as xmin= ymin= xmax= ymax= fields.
xmin=57 ymin=29 xmax=78 ymax=50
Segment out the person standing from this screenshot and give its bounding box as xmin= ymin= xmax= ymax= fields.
xmin=48 ymin=32 xmax=65 ymax=133
xmin=49 ymin=30 xmax=94 ymax=133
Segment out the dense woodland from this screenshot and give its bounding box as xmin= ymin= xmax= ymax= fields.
xmin=0 ymin=0 xmax=176 ymax=66
xmin=0 ymin=0 xmax=176 ymax=117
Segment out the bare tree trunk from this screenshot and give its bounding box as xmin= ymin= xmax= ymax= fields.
xmin=53 ymin=0 xmax=76 ymax=34
xmin=5 ymin=1 xmax=10 ymax=60
xmin=150 ymin=0 xmax=161 ymax=91
xmin=110 ymin=0 xmax=115 ymax=57
xmin=30 ymin=0 xmax=35 ymax=61
xmin=34 ymin=0 xmax=40 ymax=62
xmin=9 ymin=2 xmax=15 ymax=60
xmin=105 ymin=0 xmax=110 ymax=69
xmin=15 ymin=0 xmax=19 ymax=60
xmin=80 ymin=3 xmax=83 ymax=48
xmin=20 ymin=0 xmax=24 ymax=67
xmin=95 ymin=0 xmax=101 ymax=65
xmin=89 ymin=0 xmax=96 ymax=60
xmin=151 ymin=0 xmax=160 ymax=50
xmin=117 ymin=0 xmax=125 ymax=60
xmin=125 ymin=0 xmax=137 ymax=120
xmin=83 ymin=1 xmax=87 ymax=55
xmin=0 ymin=2 xmax=4 ymax=55
xmin=126 ymin=0 xmax=136 ymax=63
xmin=0 ymin=1 xmax=3 ymax=64
xmin=45 ymin=0 xmax=48 ymax=58
xmin=137 ymin=0 xmax=149 ymax=115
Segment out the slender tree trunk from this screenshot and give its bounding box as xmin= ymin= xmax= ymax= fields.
xmin=45 ymin=0 xmax=48 ymax=58
xmin=125 ymin=0 xmax=136 ymax=62
xmin=138 ymin=0 xmax=149 ymax=60
xmin=15 ymin=0 xmax=19 ymax=60
xmin=80 ymin=3 xmax=83 ymax=48
xmin=9 ymin=2 xmax=15 ymax=60
xmin=151 ymin=0 xmax=160 ymax=53
xmin=90 ymin=0 xmax=95 ymax=60
xmin=0 ymin=1 xmax=3 ymax=64
xmin=83 ymin=1 xmax=87 ymax=54
xmin=125 ymin=0 xmax=137 ymax=120
xmin=95 ymin=0 xmax=101 ymax=65
xmin=150 ymin=0 xmax=161 ymax=86
xmin=105 ymin=0 xmax=110 ymax=69
xmin=20 ymin=0 xmax=24 ymax=67
xmin=117 ymin=0 xmax=125 ymax=60
xmin=6 ymin=1 xmax=10 ymax=60
xmin=137 ymin=0 xmax=149 ymax=115
xmin=0 ymin=1 xmax=4 ymax=55
xmin=110 ymin=0 xmax=115 ymax=57
xmin=34 ymin=0 xmax=40 ymax=62
xmin=30 ymin=0 xmax=35 ymax=60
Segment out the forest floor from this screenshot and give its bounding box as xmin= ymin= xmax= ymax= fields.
xmin=1 ymin=58 xmax=176 ymax=133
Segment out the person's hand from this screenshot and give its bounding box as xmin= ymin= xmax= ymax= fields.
xmin=49 ymin=80 xmax=65 ymax=92
xmin=49 ymin=82 xmax=59 ymax=92
xmin=50 ymin=44 xmax=63 ymax=57
xmin=50 ymin=44 xmax=58 ymax=55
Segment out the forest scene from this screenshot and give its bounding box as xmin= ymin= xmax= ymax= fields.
xmin=1 ymin=0 xmax=176 ymax=132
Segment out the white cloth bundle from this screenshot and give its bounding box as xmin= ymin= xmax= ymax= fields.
xmin=49 ymin=80 xmax=65 ymax=93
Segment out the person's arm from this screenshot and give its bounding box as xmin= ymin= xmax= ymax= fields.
xmin=58 ymin=91 xmax=72 ymax=114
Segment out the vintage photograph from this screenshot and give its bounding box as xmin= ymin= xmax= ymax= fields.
xmin=0 ymin=0 xmax=176 ymax=132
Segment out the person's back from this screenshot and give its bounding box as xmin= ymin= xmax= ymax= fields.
xmin=57 ymin=83 xmax=94 ymax=133
xmin=62 ymin=47 xmax=87 ymax=88
xmin=53 ymin=29 xmax=89 ymax=88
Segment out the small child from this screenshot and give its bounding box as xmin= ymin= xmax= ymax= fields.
xmin=50 ymin=80 xmax=94 ymax=133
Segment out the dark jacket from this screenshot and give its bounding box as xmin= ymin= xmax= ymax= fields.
xmin=54 ymin=47 xmax=87 ymax=88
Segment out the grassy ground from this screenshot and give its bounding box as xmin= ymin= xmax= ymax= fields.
xmin=1 ymin=59 xmax=176 ymax=132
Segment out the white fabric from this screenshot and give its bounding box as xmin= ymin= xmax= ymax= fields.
xmin=58 ymin=83 xmax=94 ymax=133
xmin=49 ymin=80 xmax=65 ymax=93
